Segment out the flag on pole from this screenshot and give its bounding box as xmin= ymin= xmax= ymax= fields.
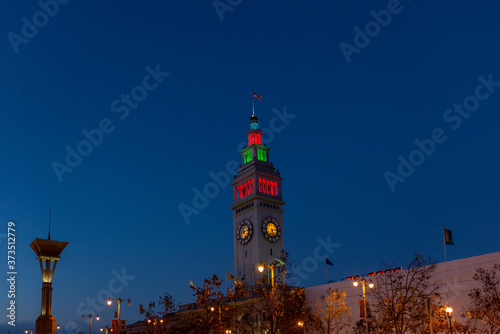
xmin=358 ymin=300 xmax=365 ymax=318
xmin=252 ymin=91 xmax=262 ymax=101
xmin=189 ymin=280 xmax=198 ymax=289
xmin=274 ymin=258 xmax=285 ymax=266
xmin=326 ymin=258 xmax=333 ymax=266
xmin=226 ymin=270 xmax=237 ymax=282
xmin=443 ymin=228 xmax=454 ymax=245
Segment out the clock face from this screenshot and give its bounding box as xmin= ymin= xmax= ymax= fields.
xmin=236 ymin=220 xmax=253 ymax=245
xmin=240 ymin=225 xmax=249 ymax=239
xmin=267 ymin=223 xmax=278 ymax=237
xmin=262 ymin=217 xmax=281 ymax=242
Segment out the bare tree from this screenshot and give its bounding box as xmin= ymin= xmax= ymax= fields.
xmin=140 ymin=293 xmax=177 ymax=333
xmin=370 ymin=254 xmax=441 ymax=334
xmin=177 ymin=274 xmax=235 ymax=334
xmin=464 ymin=264 xmax=500 ymax=333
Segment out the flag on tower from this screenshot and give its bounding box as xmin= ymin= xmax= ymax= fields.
xmin=326 ymin=258 xmax=333 ymax=266
xmin=189 ymin=280 xmax=198 ymax=289
xmin=443 ymin=228 xmax=454 ymax=245
xmin=253 ymin=91 xmax=262 ymax=101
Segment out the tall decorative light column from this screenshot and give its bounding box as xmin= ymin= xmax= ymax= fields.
xmin=30 ymin=238 xmax=69 ymax=334
xmin=353 ymin=278 xmax=374 ymax=334
xmin=107 ymin=297 xmax=131 ymax=334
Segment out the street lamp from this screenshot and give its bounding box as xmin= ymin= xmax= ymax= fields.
xmin=107 ymin=297 xmax=131 ymax=333
xmin=82 ymin=314 xmax=100 ymax=334
xmin=101 ymin=325 xmax=111 ymax=334
xmin=445 ymin=307 xmax=453 ymax=334
xmin=298 ymin=320 xmax=305 ymax=334
xmin=353 ymin=278 xmax=374 ymax=334
xmin=257 ymin=259 xmax=284 ymax=288
xmin=148 ymin=317 xmax=166 ymax=333
xmin=25 ymin=330 xmax=34 ymax=334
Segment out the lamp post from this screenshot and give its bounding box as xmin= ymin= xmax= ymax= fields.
xmin=445 ymin=307 xmax=453 ymax=334
xmin=25 ymin=330 xmax=34 ymax=334
xmin=257 ymin=260 xmax=285 ymax=332
xmin=353 ymin=278 xmax=374 ymax=334
xmin=258 ymin=261 xmax=276 ymax=287
xmin=107 ymin=297 xmax=130 ymax=333
xmin=258 ymin=258 xmax=285 ymax=287
xmin=30 ymin=237 xmax=69 ymax=334
xmin=82 ymin=313 xmax=99 ymax=334
xmin=100 ymin=326 xmax=111 ymax=334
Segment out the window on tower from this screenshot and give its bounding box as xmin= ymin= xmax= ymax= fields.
xmin=257 ymin=148 xmax=267 ymax=162
xmin=244 ymin=150 xmax=252 ymax=164
xmin=234 ymin=179 xmax=254 ymax=200
xmin=258 ymin=178 xmax=278 ymax=196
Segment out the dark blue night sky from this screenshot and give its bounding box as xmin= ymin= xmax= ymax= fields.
xmin=1 ymin=1 xmax=500 ymax=333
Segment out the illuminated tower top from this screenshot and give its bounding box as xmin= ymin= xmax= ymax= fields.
xmin=240 ymin=114 xmax=271 ymax=167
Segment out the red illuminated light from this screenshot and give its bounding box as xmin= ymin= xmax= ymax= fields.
xmin=248 ymin=133 xmax=262 ymax=146
xmin=258 ymin=178 xmax=278 ymax=196
xmin=235 ymin=179 xmax=254 ymax=200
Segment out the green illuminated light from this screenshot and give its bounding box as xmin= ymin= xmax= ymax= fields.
xmin=244 ymin=150 xmax=252 ymax=164
xmin=257 ymin=148 xmax=267 ymax=162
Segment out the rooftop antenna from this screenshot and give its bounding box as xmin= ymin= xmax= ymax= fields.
xmin=48 ymin=207 xmax=51 ymax=240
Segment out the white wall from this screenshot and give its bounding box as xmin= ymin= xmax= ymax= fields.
xmin=304 ymin=251 xmax=500 ymax=332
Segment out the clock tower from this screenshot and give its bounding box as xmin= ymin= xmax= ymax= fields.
xmin=231 ymin=112 xmax=285 ymax=281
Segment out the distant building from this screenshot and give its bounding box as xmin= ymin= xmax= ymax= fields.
xmin=306 ymin=251 xmax=500 ymax=332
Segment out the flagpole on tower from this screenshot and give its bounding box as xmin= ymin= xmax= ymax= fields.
xmin=252 ymin=90 xmax=255 ymax=115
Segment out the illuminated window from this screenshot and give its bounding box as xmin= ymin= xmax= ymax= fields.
xmin=244 ymin=150 xmax=252 ymax=164
xmin=235 ymin=180 xmax=254 ymax=200
xmin=258 ymin=178 xmax=279 ymax=196
xmin=257 ymin=148 xmax=267 ymax=162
